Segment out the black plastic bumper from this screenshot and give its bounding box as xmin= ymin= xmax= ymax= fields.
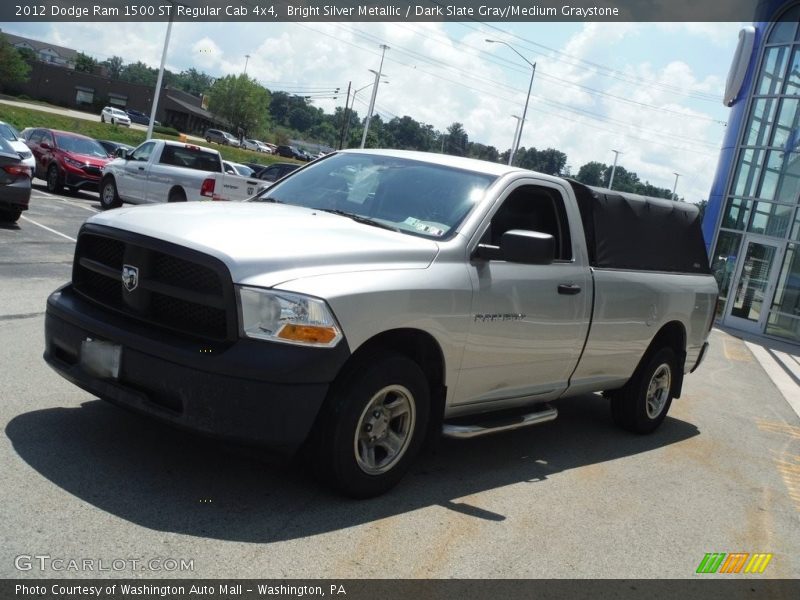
xmin=44 ymin=285 xmax=351 ymax=454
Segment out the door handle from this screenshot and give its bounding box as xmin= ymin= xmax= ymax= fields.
xmin=558 ymin=284 xmax=581 ymax=295
xmin=137 ymin=166 xmax=145 ymax=171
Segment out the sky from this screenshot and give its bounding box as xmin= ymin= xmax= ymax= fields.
xmin=0 ymin=19 xmax=745 ymax=203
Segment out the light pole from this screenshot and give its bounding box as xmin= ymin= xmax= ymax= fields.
xmin=243 ymin=54 xmax=250 ymax=75
xmin=344 ymin=79 xmax=387 ymax=149
xmin=608 ymin=149 xmax=622 ymax=189
xmin=360 ymin=44 xmax=390 ymax=149
xmin=672 ymin=172 xmax=681 ymax=200
xmin=486 ymin=39 xmax=536 ymax=166
xmin=147 ymin=7 xmax=173 ymax=140
xmin=509 ymin=115 xmax=524 ymax=165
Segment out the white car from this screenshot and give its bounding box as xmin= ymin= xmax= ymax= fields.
xmin=0 ymin=121 xmax=35 ymax=169
xmin=242 ymin=139 xmax=272 ymax=153
xmin=223 ymin=160 xmax=255 ymax=177
xmin=100 ymin=106 xmax=131 ymax=127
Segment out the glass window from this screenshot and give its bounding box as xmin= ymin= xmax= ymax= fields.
xmin=774 ymin=150 xmax=800 ymax=203
xmin=722 ymin=197 xmax=753 ymax=230
xmin=732 ymin=148 xmax=764 ymax=197
xmin=766 ymin=243 xmax=800 ymax=340
xmin=75 ymin=88 xmax=93 ymax=105
xmin=130 ymin=142 xmax=155 ymax=162
xmin=711 ymin=231 xmax=743 ymax=317
xmin=784 ymin=47 xmax=800 ymax=96
xmin=749 ymin=201 xmax=794 ymax=237
xmin=730 ymin=242 xmax=778 ymax=322
xmin=758 ymin=46 xmax=791 ymax=95
xmin=758 ymin=150 xmax=784 ymax=200
xmin=745 ymin=97 xmax=778 ymax=146
xmin=768 ymin=12 xmax=799 ymax=45
xmin=770 ymin=98 xmax=799 ymax=148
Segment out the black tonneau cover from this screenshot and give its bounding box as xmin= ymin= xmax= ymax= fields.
xmin=567 ymin=180 xmax=710 ymax=274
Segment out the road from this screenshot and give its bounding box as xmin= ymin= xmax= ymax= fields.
xmin=1 ymin=184 xmax=798 ymax=579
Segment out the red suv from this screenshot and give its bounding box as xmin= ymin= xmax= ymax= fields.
xmin=23 ymin=128 xmax=111 ymax=194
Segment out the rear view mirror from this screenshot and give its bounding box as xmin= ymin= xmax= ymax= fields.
xmin=115 ymin=148 xmax=128 ymax=159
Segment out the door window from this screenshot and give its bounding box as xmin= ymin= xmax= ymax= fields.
xmin=130 ymin=142 xmax=155 ymax=162
xmin=483 ymin=185 xmax=572 ymax=260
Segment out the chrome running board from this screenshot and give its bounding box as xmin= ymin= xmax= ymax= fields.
xmin=442 ymin=405 xmax=558 ymax=439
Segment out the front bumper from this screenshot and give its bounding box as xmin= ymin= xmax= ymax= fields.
xmin=44 ymin=285 xmax=351 ymax=454
xmin=64 ymin=170 xmax=101 ymax=192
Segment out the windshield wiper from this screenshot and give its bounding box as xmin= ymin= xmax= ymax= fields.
xmin=317 ymin=208 xmax=400 ymax=232
xmin=252 ymin=196 xmax=283 ymax=203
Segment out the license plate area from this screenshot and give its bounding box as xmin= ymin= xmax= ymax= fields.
xmin=80 ymin=338 xmax=122 ymax=380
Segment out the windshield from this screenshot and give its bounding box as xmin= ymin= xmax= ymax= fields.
xmin=251 ymin=153 xmax=496 ymax=239
xmin=54 ymin=134 xmax=108 ymax=158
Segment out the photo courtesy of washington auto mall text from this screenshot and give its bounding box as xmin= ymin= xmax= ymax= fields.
xmin=1 ymin=0 xmax=799 ymax=599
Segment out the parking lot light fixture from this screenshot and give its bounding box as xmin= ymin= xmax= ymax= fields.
xmin=360 ymin=44 xmax=390 ymax=149
xmin=486 ymin=39 xmax=536 ymax=166
xmin=147 ymin=7 xmax=173 ymax=140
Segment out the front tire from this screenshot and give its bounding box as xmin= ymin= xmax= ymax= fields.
xmin=309 ymin=352 xmax=430 ymax=498
xmin=611 ymin=347 xmax=677 ymax=434
xmin=100 ymin=177 xmax=121 ymax=209
xmin=0 ymin=208 xmax=22 ymax=223
xmin=46 ymin=164 xmax=63 ymax=193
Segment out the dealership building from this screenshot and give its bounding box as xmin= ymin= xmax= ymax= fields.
xmin=704 ymin=0 xmax=800 ymax=343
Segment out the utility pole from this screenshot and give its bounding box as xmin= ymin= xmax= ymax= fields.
xmin=360 ymin=44 xmax=389 ymax=149
xmin=608 ymin=149 xmax=622 ymax=190
xmin=338 ymin=81 xmax=351 ymax=149
xmin=672 ymin=172 xmax=681 ymax=200
xmin=243 ymin=54 xmax=250 ymax=75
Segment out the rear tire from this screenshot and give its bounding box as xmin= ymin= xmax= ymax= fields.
xmin=168 ymin=189 xmax=186 ymax=203
xmin=307 ymin=352 xmax=430 ymax=498
xmin=0 ymin=208 xmax=22 ymax=223
xmin=611 ymin=347 xmax=677 ymax=434
xmin=100 ymin=178 xmax=121 ymax=209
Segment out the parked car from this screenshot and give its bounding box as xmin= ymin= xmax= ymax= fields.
xmin=100 ymin=139 xmax=267 ymax=208
xmin=96 ymin=140 xmax=135 ymax=158
xmin=257 ymin=162 xmax=301 ymax=182
xmin=0 ymin=120 xmax=35 ymax=170
xmin=43 ymin=149 xmax=717 ymax=497
xmin=0 ymin=136 xmax=31 ymax=223
xmin=125 ymin=108 xmax=160 ymax=127
xmin=275 ymin=145 xmax=306 ymax=160
xmin=223 ymin=160 xmax=255 ymax=177
xmin=24 ymin=128 xmax=111 ymax=194
xmin=242 ymin=139 xmax=272 ymax=153
xmin=264 ymin=142 xmax=278 ymax=153
xmin=204 ymin=129 xmax=240 ymax=147
xmin=100 ymin=106 xmax=131 ymax=127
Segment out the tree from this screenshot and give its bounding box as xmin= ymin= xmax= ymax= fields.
xmin=173 ymin=68 xmax=214 ymax=97
xmin=575 ymin=162 xmax=608 ymax=187
xmin=0 ymin=38 xmax=31 ymax=91
xmin=445 ymin=122 xmax=468 ymax=156
xmin=120 ymin=61 xmax=160 ymax=86
xmin=16 ymin=46 xmax=36 ymax=62
xmin=208 ymin=74 xmax=271 ymax=134
xmin=103 ymin=56 xmax=124 ymax=79
xmin=75 ymin=52 xmax=97 ymax=73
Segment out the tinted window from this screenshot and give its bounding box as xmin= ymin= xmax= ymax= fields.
xmin=53 ymin=134 xmax=108 ymax=157
xmin=28 ymin=130 xmax=43 ymax=144
xmin=131 ymin=141 xmax=155 ymax=162
xmin=253 ymin=153 xmax=496 ymax=239
xmin=160 ymin=145 xmax=221 ymax=172
xmin=0 ymin=124 xmax=18 ymax=142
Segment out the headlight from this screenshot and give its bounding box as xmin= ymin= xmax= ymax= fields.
xmin=63 ymin=156 xmax=85 ymax=168
xmin=238 ymin=286 xmax=342 ymax=347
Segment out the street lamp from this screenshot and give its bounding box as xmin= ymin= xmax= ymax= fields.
xmin=343 ymin=79 xmax=387 ymax=148
xmin=510 ymin=115 xmax=524 ymax=166
xmin=672 ymin=172 xmax=681 ymax=200
xmin=608 ymin=149 xmax=622 ymax=190
xmin=486 ymin=39 xmax=536 ymax=166
xmin=147 ymin=5 xmax=174 ymax=140
xmin=243 ymin=54 xmax=250 ymax=75
xmin=360 ymin=44 xmax=390 ymax=149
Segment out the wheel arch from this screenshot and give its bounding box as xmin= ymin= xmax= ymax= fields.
xmin=167 ymin=185 xmax=187 ymax=202
xmin=342 ymin=328 xmax=447 ymax=446
xmin=644 ymin=320 xmax=687 ymax=398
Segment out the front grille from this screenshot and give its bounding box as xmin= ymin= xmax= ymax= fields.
xmin=82 ymin=165 xmax=102 ymax=177
xmin=72 ymin=227 xmax=235 ymax=341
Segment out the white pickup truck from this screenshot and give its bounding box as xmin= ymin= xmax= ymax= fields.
xmin=45 ymin=150 xmax=717 ymax=497
xmin=99 ymin=139 xmax=266 ymax=209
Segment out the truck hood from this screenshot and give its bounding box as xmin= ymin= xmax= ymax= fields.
xmin=86 ymin=202 xmax=439 ymax=287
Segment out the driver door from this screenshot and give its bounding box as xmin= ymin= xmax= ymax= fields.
xmin=117 ymin=141 xmax=155 ymax=203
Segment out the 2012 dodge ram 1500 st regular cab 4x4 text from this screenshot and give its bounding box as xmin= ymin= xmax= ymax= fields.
xmin=99 ymin=139 xmax=267 ymax=208
xmin=44 ymin=150 xmax=717 ymax=497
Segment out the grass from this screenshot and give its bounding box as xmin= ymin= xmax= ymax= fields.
xmin=0 ymin=103 xmax=300 ymax=168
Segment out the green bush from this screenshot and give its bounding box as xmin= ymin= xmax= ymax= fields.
xmin=153 ymin=125 xmax=180 ymax=137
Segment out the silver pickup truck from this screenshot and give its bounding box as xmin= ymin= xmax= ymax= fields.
xmin=44 ymin=150 xmax=717 ymax=497
xmin=99 ymin=139 xmax=265 ymax=209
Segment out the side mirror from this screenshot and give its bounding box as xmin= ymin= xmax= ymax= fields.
xmin=115 ymin=148 xmax=128 ymax=159
xmin=474 ymin=230 xmax=555 ymax=265
xmin=40 ymin=142 xmax=51 ymax=150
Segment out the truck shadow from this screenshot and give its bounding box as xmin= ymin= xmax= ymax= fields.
xmin=6 ymin=395 xmax=699 ymax=543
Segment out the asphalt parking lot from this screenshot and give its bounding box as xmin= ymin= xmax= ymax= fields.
xmin=1 ymin=182 xmax=799 ymax=579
